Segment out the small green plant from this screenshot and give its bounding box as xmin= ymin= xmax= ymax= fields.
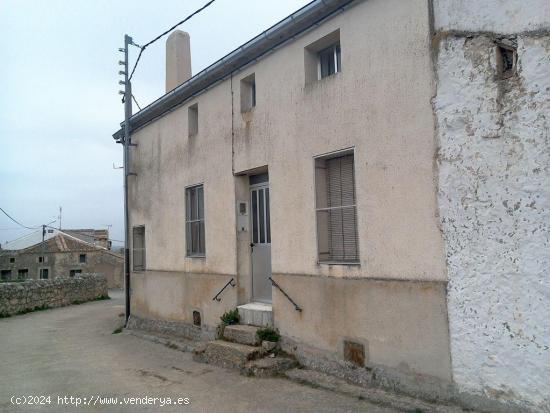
xmin=112 ymin=326 xmax=123 ymax=334
xmin=256 ymin=326 xmax=280 ymax=342
xmin=220 ymin=309 xmax=240 ymax=325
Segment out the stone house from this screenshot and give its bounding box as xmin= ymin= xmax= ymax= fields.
xmin=0 ymin=231 xmax=123 ymax=288
xmin=113 ymin=0 xmax=549 ymax=411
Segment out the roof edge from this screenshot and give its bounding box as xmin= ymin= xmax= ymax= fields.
xmin=113 ymin=0 xmax=357 ymax=141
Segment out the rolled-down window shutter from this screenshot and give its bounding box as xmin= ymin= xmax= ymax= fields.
xmin=318 ymin=153 xmax=358 ymax=263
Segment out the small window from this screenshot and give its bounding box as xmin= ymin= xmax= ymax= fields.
xmin=304 ymin=29 xmax=341 ymax=85
xmin=132 ymin=226 xmax=146 ymax=271
xmin=9 ymin=257 xmax=15 ymax=263
xmin=39 ymin=268 xmax=49 ymax=279
xmin=188 ymin=103 xmax=198 ymax=137
xmin=70 ymin=269 xmax=82 ymax=277
xmin=1 ymin=270 xmax=12 ymax=281
xmin=18 ymin=269 xmax=28 ymax=280
xmin=315 ymin=150 xmax=359 ymax=263
xmin=79 ymin=254 xmax=86 ymax=263
xmin=240 ymin=73 xmax=256 ymax=112
xmin=318 ymin=44 xmax=341 ymax=79
xmin=38 ymin=256 xmax=44 ymax=263
xmin=186 ymin=185 xmax=205 ymax=257
xmin=497 ymin=43 xmax=517 ymax=79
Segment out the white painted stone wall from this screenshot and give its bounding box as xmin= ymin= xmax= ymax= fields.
xmin=433 ymin=1 xmax=550 ymax=410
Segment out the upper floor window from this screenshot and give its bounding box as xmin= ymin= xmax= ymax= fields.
xmin=132 ymin=226 xmax=146 ymax=271
xmin=188 ymin=103 xmax=198 ymax=137
xmin=79 ymin=254 xmax=86 ymax=263
xmin=305 ymin=29 xmax=341 ymax=85
xmin=318 ymin=43 xmax=341 ymax=79
xmin=186 ymin=185 xmax=205 ymax=257
xmin=240 ymin=73 xmax=256 ymax=112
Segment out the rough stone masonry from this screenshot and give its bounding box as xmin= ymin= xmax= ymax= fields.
xmin=0 ymin=274 xmax=108 ymax=317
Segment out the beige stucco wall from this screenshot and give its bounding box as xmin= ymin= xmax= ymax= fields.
xmin=273 ymin=274 xmax=451 ymax=380
xmin=128 ymin=0 xmax=449 ymax=380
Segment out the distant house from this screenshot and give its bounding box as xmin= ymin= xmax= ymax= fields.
xmin=0 ymin=230 xmax=123 ymax=288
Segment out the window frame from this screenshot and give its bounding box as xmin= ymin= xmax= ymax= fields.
xmin=79 ymin=253 xmax=87 ymax=264
xmin=132 ymin=225 xmax=146 ymax=271
xmin=185 ymin=184 xmax=206 ymax=258
xmin=317 ymin=43 xmax=341 ymax=80
xmin=313 ymin=147 xmax=360 ymax=265
xmin=39 ymin=268 xmax=49 ymax=279
xmin=188 ymin=103 xmax=199 ymax=137
xmin=17 ymin=269 xmax=28 ymax=280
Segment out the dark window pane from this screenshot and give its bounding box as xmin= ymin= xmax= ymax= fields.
xmin=336 ymin=44 xmax=341 ymax=72
xmin=259 ymin=189 xmax=265 ymax=243
xmin=188 ymin=187 xmax=197 ymax=220
xmin=319 ymin=46 xmax=335 ymax=78
xmin=191 ymin=222 xmax=200 ymax=255
xmin=265 ymin=188 xmax=270 ymax=243
xmin=197 ymin=186 xmax=204 ymax=220
xmin=252 ymin=190 xmax=258 ymax=243
xmin=199 ymin=221 xmax=205 ymax=254
xmin=186 ymin=222 xmax=191 ymax=255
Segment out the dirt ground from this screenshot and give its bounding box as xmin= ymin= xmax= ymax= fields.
xmin=0 ymin=290 xmax=397 ymax=412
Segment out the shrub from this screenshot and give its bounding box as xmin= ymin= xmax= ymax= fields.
xmin=220 ymin=309 xmax=240 ymax=325
xmin=256 ymin=326 xmax=280 ymax=342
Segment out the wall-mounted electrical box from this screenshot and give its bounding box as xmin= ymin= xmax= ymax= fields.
xmin=237 ymin=201 xmax=248 ymax=232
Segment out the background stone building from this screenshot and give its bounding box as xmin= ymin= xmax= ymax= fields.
xmin=0 ymin=231 xmax=123 ymax=288
xmin=113 ymin=0 xmax=549 ymax=410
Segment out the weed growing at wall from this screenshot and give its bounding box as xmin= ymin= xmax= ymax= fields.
xmin=256 ymin=326 xmax=280 ymax=342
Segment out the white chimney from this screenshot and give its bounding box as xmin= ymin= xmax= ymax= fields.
xmin=166 ymin=30 xmax=192 ymax=93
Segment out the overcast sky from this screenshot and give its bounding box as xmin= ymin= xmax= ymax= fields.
xmin=0 ymin=0 xmax=310 ymax=247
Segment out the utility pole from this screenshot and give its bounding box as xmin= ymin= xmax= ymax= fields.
xmin=58 ymin=206 xmax=62 ymax=230
xmin=119 ymin=35 xmax=133 ymax=326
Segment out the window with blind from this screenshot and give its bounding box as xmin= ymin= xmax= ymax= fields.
xmin=315 ymin=152 xmax=359 ymax=263
xmin=186 ymin=185 xmax=205 ymax=257
xmin=132 ymin=226 xmax=146 ymax=271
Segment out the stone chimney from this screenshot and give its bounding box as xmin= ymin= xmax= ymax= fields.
xmin=166 ymin=30 xmax=192 ymax=92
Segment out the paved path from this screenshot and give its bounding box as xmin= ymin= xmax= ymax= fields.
xmin=0 ymin=291 xmax=397 ymax=412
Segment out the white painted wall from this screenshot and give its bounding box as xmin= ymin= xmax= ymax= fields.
xmin=434 ymin=1 xmax=550 ymax=410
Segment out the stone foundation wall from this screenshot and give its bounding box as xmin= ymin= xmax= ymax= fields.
xmin=0 ymin=274 xmax=108 ymax=317
xmin=126 ymin=314 xmax=216 ymax=342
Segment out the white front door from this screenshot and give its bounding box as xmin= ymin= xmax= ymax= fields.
xmin=250 ymin=183 xmax=272 ymax=303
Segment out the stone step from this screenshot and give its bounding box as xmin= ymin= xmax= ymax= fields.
xmin=237 ymin=302 xmax=273 ymax=327
xmin=223 ymin=324 xmax=260 ymax=346
xmin=193 ymin=340 xmax=261 ymax=369
xmin=243 ymin=355 xmax=298 ymax=378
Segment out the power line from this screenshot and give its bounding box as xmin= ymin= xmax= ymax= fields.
xmin=131 ymin=94 xmax=142 ymax=110
xmin=0 ymin=207 xmax=40 ymax=230
xmin=128 ymin=0 xmax=216 ymax=82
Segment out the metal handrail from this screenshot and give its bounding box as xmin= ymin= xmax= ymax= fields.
xmin=269 ymin=277 xmax=302 ymax=312
xmin=212 ymin=278 xmax=236 ymax=302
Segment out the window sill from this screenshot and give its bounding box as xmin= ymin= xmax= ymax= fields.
xmin=318 ymin=261 xmax=360 ymax=266
xmin=186 ymin=255 xmax=206 ymax=259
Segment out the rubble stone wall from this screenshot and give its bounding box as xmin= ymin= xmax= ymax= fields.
xmin=0 ymin=274 xmax=108 ymax=317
